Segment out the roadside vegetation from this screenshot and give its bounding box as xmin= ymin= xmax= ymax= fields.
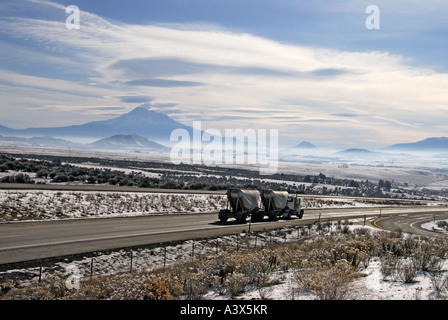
xmin=2 ymin=223 xmax=448 ymax=300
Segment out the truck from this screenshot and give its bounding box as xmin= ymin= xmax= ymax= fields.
xmin=259 ymin=189 xmax=304 ymax=221
xmin=218 ymin=188 xmax=304 ymax=223
xmin=218 ymin=188 xmax=261 ymax=223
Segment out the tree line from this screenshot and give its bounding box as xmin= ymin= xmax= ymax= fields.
xmin=0 ymin=153 xmax=441 ymax=200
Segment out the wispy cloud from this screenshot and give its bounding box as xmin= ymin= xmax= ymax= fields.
xmin=124 ymin=79 xmax=203 ymax=87
xmin=0 ymin=0 xmax=447 ymax=147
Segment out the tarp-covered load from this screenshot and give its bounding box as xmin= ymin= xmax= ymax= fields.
xmin=262 ymin=190 xmax=288 ymax=210
xmin=228 ymin=189 xmax=260 ymax=212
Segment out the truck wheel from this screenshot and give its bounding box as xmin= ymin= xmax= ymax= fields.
xmin=236 ymin=217 xmax=247 ymax=224
xmin=219 ymin=217 xmax=228 ymax=222
xmin=252 ymin=211 xmax=264 ymax=222
xmin=299 ymin=209 xmax=304 ymax=219
xmin=236 ymin=212 xmax=248 ymax=224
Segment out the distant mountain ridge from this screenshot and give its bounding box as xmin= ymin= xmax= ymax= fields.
xmin=89 ymin=134 xmax=169 ymax=151
xmin=1 ymin=108 xmax=447 ymax=152
xmin=336 ymin=148 xmax=377 ymax=156
xmin=0 ymin=106 xmax=191 ymax=142
xmin=0 ymin=134 xmax=79 ymax=148
xmin=386 ymin=137 xmax=448 ymax=151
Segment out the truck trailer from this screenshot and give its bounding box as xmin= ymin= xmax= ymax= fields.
xmin=219 ymin=188 xmax=304 ymax=223
xmin=218 ymin=188 xmax=261 ymax=223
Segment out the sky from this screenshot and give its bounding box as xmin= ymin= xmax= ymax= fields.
xmin=0 ymin=0 xmax=447 ymax=148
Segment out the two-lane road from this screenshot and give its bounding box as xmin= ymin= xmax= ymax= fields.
xmin=1 ymin=206 xmax=447 ymax=264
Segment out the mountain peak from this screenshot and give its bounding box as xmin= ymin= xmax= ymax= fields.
xmin=128 ymin=105 xmax=152 ymax=115
xmin=294 ymin=141 xmax=316 ymax=149
xmin=0 ymin=106 xmax=191 ymax=142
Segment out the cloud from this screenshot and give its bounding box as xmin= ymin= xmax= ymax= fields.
xmin=0 ymin=0 xmax=447 ymax=146
xmin=116 ymin=96 xmax=154 ymax=103
xmin=332 ymin=113 xmax=361 ymax=118
xmin=109 ymin=57 xmax=295 ymax=79
xmin=309 ymin=68 xmax=356 ymax=78
xmin=124 ymin=79 xmax=203 ymax=87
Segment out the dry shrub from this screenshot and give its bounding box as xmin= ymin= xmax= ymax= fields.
xmin=1 ymin=277 xmax=66 ymax=300
xmin=294 ymin=259 xmax=357 ymax=300
xmin=380 ymin=253 xmax=399 ymax=281
xmin=2 ymin=285 xmax=55 ymax=300
xmin=143 ymin=273 xmax=184 ymax=300
xmin=2 ymin=272 xmax=184 ymax=300
xmin=162 ymin=262 xmax=206 ymax=299
xmin=330 ymin=241 xmax=371 ymax=268
xmin=411 ymin=239 xmax=448 ymax=272
xmin=395 ymin=258 xmax=418 ymax=283
xmin=79 ymin=272 xmax=183 ymax=300
xmin=430 ymin=272 xmax=448 ymax=299
xmin=204 ymin=249 xmax=279 ymax=298
xmin=224 ymin=272 xmax=249 ymax=297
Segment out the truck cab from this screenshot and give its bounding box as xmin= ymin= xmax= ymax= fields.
xmin=285 ymin=195 xmax=304 ymax=219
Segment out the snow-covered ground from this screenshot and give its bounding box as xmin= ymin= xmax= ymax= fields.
xmin=421 ymin=219 xmax=448 ymax=235
xmin=0 ymin=190 xmax=227 ymax=221
xmin=0 ymin=190 xmax=443 ymax=222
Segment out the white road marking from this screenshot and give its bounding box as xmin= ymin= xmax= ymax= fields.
xmin=0 ymin=234 xmax=23 ymax=239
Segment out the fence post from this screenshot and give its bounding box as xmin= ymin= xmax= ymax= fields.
xmin=236 ymin=234 xmax=239 ymax=252
xmin=38 ymin=262 xmax=42 ymax=282
xmin=163 ymin=247 xmax=167 ymax=270
xmin=192 ymin=240 xmax=195 ymax=259
xmin=130 ymin=250 xmax=133 ymax=273
xmin=216 ymin=239 xmax=219 ymax=254
xmin=90 ymin=258 xmax=94 ymax=279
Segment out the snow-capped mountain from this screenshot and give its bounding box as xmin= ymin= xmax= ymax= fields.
xmin=0 ymin=106 xmax=192 ymax=142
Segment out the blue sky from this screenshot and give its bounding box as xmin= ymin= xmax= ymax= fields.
xmin=0 ymin=0 xmax=447 ymax=148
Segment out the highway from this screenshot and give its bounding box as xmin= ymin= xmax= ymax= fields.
xmin=1 ymin=205 xmax=447 ymax=265
xmin=373 ymin=210 xmax=448 ymax=238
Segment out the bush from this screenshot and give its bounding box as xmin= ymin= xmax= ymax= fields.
xmin=143 ymin=274 xmax=184 ymax=300
xmin=294 ymin=260 xmax=356 ymax=300
xmin=395 ymin=259 xmax=418 ymax=283
xmin=1 ymin=173 xmax=34 ymax=184
xmin=224 ymin=272 xmax=249 ymax=297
